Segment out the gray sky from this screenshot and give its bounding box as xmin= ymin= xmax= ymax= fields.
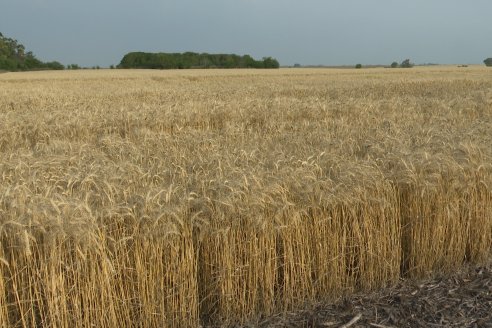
xmin=1 ymin=0 xmax=492 ymax=67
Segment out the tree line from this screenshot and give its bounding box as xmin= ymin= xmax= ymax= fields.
xmin=117 ymin=52 xmax=280 ymax=69
xmin=2 ymin=31 xmax=491 ymax=71
xmin=0 ymin=32 xmax=64 ymax=71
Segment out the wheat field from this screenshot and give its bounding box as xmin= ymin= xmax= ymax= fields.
xmin=0 ymin=66 xmax=491 ymax=327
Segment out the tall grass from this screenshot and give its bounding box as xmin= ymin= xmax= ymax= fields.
xmin=0 ymin=67 xmax=491 ymax=326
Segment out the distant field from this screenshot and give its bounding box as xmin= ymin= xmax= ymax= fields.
xmin=0 ymin=67 xmax=491 ymax=327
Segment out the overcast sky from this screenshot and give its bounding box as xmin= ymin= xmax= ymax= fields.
xmin=1 ymin=0 xmax=492 ymax=67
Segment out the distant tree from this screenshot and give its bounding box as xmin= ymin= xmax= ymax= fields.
xmin=244 ymin=54 xmax=263 ymax=68
xmin=262 ymin=57 xmax=280 ymax=68
xmin=355 ymin=63 xmax=362 ymax=69
xmin=110 ymin=65 xmax=115 ymax=69
xmin=391 ymin=61 xmax=399 ymax=68
xmin=44 ymin=61 xmax=64 ymax=70
xmin=484 ymin=58 xmax=492 ymax=67
xmin=68 ymin=64 xmax=80 ymax=70
xmin=117 ymin=52 xmax=280 ymax=69
xmin=400 ymin=59 xmax=413 ymax=68
xmin=23 ymin=53 xmax=44 ymax=70
xmin=293 ymin=63 xmax=301 ymax=68
xmin=0 ymin=32 xmax=63 ymax=71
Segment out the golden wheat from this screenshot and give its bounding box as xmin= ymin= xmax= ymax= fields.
xmin=0 ymin=66 xmax=491 ymax=327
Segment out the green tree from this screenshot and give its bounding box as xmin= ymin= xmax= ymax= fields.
xmin=484 ymin=58 xmax=492 ymax=67
xmin=118 ymin=52 xmax=280 ymax=69
xmin=23 ymin=52 xmax=43 ymax=70
xmin=262 ymin=57 xmax=280 ymax=68
xmin=355 ymin=64 xmax=362 ymax=69
xmin=44 ymin=61 xmax=64 ymax=70
xmin=0 ymin=32 xmax=63 ymax=71
xmin=391 ymin=61 xmax=398 ymax=68
xmin=401 ymin=59 xmax=413 ymax=68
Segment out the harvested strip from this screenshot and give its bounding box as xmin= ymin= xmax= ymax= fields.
xmin=248 ymin=258 xmax=492 ymax=328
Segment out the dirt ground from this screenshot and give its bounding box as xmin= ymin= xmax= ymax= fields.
xmin=244 ymin=258 xmax=492 ymax=328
